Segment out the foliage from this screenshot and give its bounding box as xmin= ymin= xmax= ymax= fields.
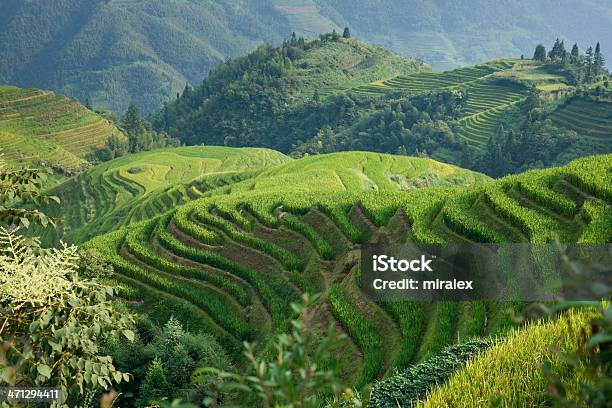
xmin=197 ymin=293 xmax=346 ymax=408
xmin=107 ymin=316 xmax=233 ymax=408
xmin=0 ymin=161 xmax=59 ymax=228
xmin=473 ymin=95 xmax=584 ymax=177
xmin=370 ymin=338 xmax=492 ymax=408
xmin=152 ymin=35 xmax=423 ymax=152
xmin=0 ymin=228 xmax=134 ymax=406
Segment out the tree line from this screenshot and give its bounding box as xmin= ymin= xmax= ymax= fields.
xmin=533 ymin=39 xmax=607 ymax=84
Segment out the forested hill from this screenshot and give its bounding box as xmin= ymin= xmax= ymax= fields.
xmin=150 ymin=34 xmax=425 ymax=151
xmin=0 ymin=0 xmax=288 ymax=115
xmin=2 ymin=0 xmax=611 ymax=115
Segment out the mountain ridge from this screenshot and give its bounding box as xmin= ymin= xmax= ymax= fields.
xmin=2 ymin=0 xmax=611 ymax=114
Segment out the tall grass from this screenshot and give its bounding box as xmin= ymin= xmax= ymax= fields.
xmin=419 ymin=308 xmax=596 ymax=407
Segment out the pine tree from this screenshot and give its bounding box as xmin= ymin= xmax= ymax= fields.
xmin=571 ymin=43 xmax=580 ymax=64
xmin=343 ymin=27 xmax=351 ymax=38
xmin=139 ymin=358 xmax=171 ymax=406
xmin=594 ymin=42 xmax=606 ymax=78
xmin=585 ymin=46 xmax=594 ymax=82
xmin=122 ymin=105 xmax=148 ymax=153
xmin=534 ymin=44 xmax=547 ymax=62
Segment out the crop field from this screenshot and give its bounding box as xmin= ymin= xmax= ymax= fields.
xmin=85 ymin=150 xmax=611 ymax=388
xmin=353 ymin=60 xmax=530 ymax=147
xmin=0 ymin=86 xmax=124 ymax=170
xmin=42 ymin=146 xmax=291 ymax=244
xmin=550 ymin=98 xmax=612 ymax=151
xmin=455 ymin=80 xmax=528 ymax=145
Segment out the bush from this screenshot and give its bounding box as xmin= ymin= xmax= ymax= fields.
xmin=369 ymin=338 xmax=492 ymax=408
xmin=0 ymin=228 xmax=134 ymax=406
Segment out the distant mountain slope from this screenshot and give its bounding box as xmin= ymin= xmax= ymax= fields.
xmin=315 ymin=0 xmax=612 ymax=70
xmin=0 ymin=0 xmax=289 ymax=114
xmin=0 ymin=86 xmax=124 ymax=171
xmin=1 ymin=0 xmax=610 ymax=114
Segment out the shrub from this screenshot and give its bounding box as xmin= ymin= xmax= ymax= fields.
xmin=0 ymin=228 xmax=134 ymax=406
xmin=369 ymin=338 xmax=492 ymax=408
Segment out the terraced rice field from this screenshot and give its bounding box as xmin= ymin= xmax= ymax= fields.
xmin=353 ymin=60 xmax=529 ymax=148
xmin=455 ymin=81 xmax=528 ymax=145
xmin=0 ymin=86 xmax=124 ymax=170
xmin=86 ymin=151 xmax=611 ymax=387
xmin=43 ymin=146 xmax=291 ymax=244
xmin=550 ymin=98 xmax=612 ymax=151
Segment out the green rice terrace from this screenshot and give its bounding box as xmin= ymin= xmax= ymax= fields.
xmin=42 ymin=146 xmax=291 ymax=244
xmin=353 ymin=59 xmax=531 ymax=147
xmin=82 ymin=150 xmax=611 ymax=394
xmin=0 ymin=86 xmax=124 ymax=171
xmin=550 ymin=97 xmax=612 ymax=151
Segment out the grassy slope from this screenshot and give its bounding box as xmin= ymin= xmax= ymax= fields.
xmin=420 ymin=308 xmax=597 ymax=407
xmin=84 ymin=148 xmax=610 ymax=390
xmin=43 ymin=146 xmax=291 ymax=244
xmin=0 ymin=86 xmax=124 ymax=171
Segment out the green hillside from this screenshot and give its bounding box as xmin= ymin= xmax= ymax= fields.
xmin=550 ymin=97 xmax=612 ymax=151
xmin=151 ymin=34 xmax=425 ymax=151
xmin=355 ymin=59 xmax=531 ymax=147
xmin=2 ymin=0 xmax=611 ymax=114
xmin=0 ymin=86 xmax=124 ymax=171
xmin=84 ymin=150 xmax=611 ymax=390
xmin=43 ymin=146 xmax=290 ymax=244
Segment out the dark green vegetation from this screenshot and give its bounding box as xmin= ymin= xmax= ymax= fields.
xmin=106 ymin=316 xmax=232 ymax=407
xmin=153 ymin=37 xmax=610 ymax=178
xmin=2 ymin=0 xmax=612 ymax=114
xmin=83 ymin=149 xmax=611 ymax=396
xmin=353 ymin=59 xmax=529 ymax=147
xmin=150 ymin=34 xmax=425 ymax=151
xmin=0 ymin=86 xmax=124 ymax=172
xmin=0 ymin=0 xmax=289 ymax=115
xmin=370 ymin=338 xmax=492 ymax=407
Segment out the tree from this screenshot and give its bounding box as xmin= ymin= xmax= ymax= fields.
xmin=138 ymin=358 xmax=171 ymax=407
xmin=594 ymin=42 xmax=606 ymax=78
xmin=331 ymin=29 xmax=340 ymax=41
xmin=548 ymin=38 xmax=566 ymax=62
xmin=0 ymin=228 xmax=135 ymax=406
xmin=343 ymin=27 xmax=351 ymax=38
xmin=585 ymin=46 xmax=594 ymax=82
xmin=571 ymin=43 xmax=580 ymax=63
xmin=0 ymin=161 xmax=59 ymax=228
xmin=198 ymin=293 xmax=350 ymax=408
xmin=533 ymin=44 xmax=547 ymax=62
